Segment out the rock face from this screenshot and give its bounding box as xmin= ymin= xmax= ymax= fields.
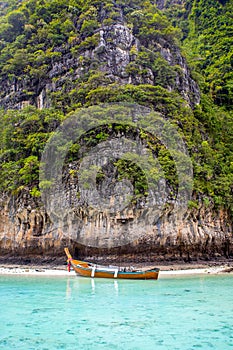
xmin=0 ymin=2 xmax=231 ymax=262
xmin=0 ymin=21 xmax=200 ymax=110
xmin=0 ymin=125 xmax=232 ymax=261
xmin=0 ymin=191 xmax=232 ymax=262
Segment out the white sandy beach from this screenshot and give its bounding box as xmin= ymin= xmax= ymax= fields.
xmin=0 ymin=266 xmax=76 ymax=276
xmin=159 ymin=266 xmax=233 ymax=277
xmin=0 ymin=264 xmax=232 ymax=277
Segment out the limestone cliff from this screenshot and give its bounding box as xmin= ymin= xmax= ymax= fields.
xmin=0 ymin=189 xmax=232 ymax=262
xmin=0 ymin=0 xmax=232 ymax=262
xmin=0 ymin=6 xmax=199 ymax=110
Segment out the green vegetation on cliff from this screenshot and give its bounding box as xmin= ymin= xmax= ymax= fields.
xmin=0 ymin=0 xmax=232 ymax=220
xmin=186 ymin=0 xmax=232 ymax=108
xmin=165 ymin=0 xmax=233 ymax=212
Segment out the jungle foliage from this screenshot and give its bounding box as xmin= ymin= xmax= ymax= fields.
xmin=0 ymin=0 xmax=232 ymax=217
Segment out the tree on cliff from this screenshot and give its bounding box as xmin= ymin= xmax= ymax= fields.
xmin=0 ymin=0 xmax=232 ymax=224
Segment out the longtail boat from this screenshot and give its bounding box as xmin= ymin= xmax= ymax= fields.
xmin=64 ymin=248 xmax=159 ymax=280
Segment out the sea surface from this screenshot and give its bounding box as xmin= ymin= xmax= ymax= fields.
xmin=0 ymin=274 xmax=233 ymax=350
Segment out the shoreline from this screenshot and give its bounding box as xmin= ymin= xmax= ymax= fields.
xmin=0 ymin=263 xmax=232 ymax=277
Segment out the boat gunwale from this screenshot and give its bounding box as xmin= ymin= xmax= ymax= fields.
xmin=71 ymin=262 xmax=159 ymax=274
xmin=75 ymin=265 xmax=159 ymax=275
xmin=65 ymin=248 xmax=160 ymax=279
xmin=71 ymin=260 xmax=159 ymax=273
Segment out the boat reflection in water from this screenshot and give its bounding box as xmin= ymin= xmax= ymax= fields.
xmin=66 ymin=275 xmax=120 ymax=299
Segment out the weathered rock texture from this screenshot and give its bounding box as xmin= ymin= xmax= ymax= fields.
xmin=0 ymin=2 xmax=232 ymax=262
xmin=0 ymin=23 xmax=200 ymax=110
xmin=0 ymin=191 xmax=232 ymax=262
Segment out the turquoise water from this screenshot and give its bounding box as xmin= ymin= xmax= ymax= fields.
xmin=0 ymin=275 xmax=233 ymax=350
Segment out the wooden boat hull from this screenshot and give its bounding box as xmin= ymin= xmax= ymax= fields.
xmin=64 ymin=248 xmax=159 ymax=280
xmin=71 ymin=261 xmax=159 ymax=280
